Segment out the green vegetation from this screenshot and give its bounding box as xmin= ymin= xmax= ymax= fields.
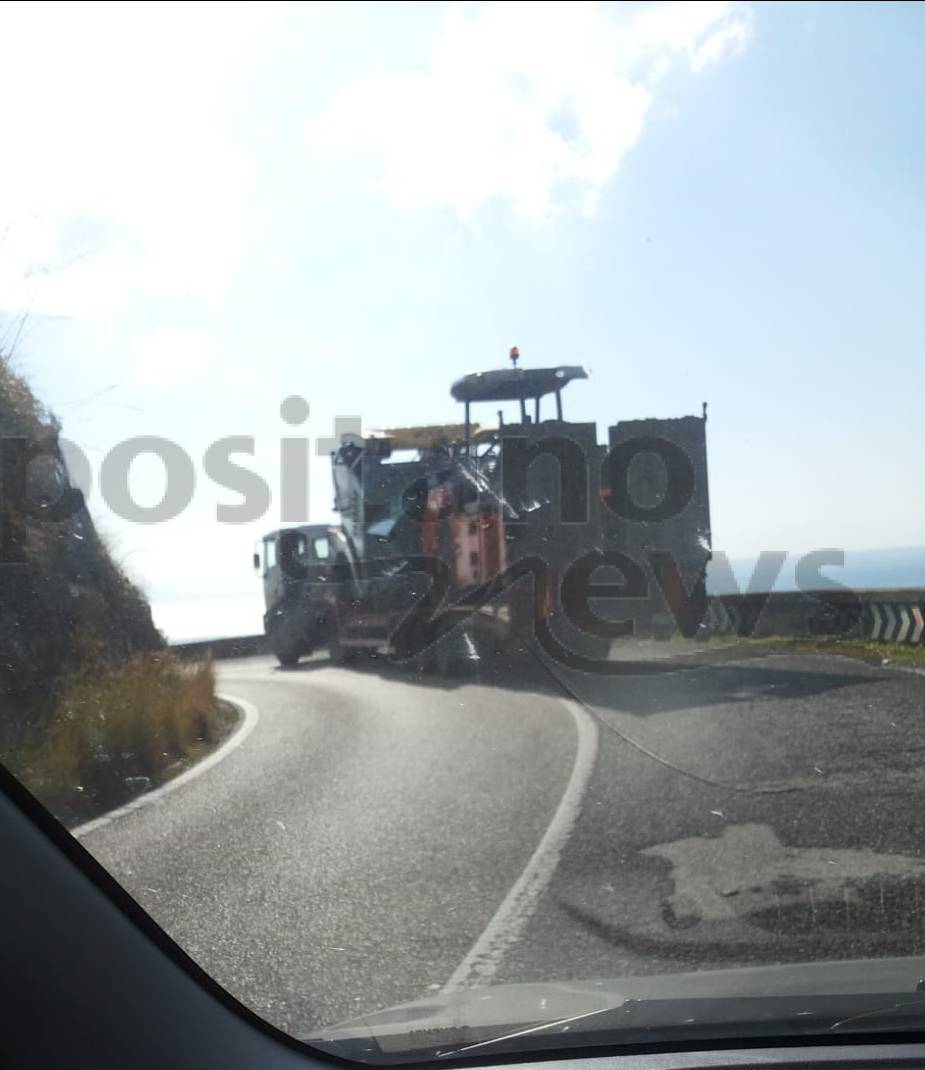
xmin=10 ymin=653 xmax=236 ymax=827
xmin=612 ymin=632 xmax=925 ymax=669
xmin=0 ymin=350 xmax=53 ymax=436
xmin=682 ymin=631 xmax=925 ymax=668
xmin=749 ymin=635 xmax=925 ymax=668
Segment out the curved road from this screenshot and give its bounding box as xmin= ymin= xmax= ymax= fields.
xmin=80 ymin=647 xmax=925 ymax=1040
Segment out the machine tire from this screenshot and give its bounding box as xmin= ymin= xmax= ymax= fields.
xmin=433 ymin=633 xmax=455 ymax=677
xmin=268 ymin=610 xmax=305 ymax=668
xmin=327 ymin=622 xmax=353 ymax=666
xmin=274 ymin=646 xmax=301 ymax=668
xmin=432 ymin=624 xmax=474 ymax=678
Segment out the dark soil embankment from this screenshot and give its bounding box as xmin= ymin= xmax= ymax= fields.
xmin=0 ymin=355 xmax=231 ymax=825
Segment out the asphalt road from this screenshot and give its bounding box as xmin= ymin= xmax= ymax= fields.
xmin=79 ymin=643 xmax=925 ymax=1039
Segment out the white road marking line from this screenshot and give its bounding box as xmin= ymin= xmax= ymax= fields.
xmin=72 ymin=693 xmax=260 ymax=839
xmin=442 ymin=698 xmax=599 ymax=993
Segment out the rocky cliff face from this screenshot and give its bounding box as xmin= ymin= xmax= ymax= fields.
xmin=0 ymin=357 xmax=161 ymax=747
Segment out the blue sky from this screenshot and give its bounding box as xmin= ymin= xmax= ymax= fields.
xmin=1 ymin=1 xmax=923 ymax=639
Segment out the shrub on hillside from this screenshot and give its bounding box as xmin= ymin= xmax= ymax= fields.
xmin=12 ymin=653 xmax=233 ymax=827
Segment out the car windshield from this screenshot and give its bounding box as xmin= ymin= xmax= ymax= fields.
xmin=1 ymin=0 xmax=924 ymax=1062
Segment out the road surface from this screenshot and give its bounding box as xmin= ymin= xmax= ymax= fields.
xmin=79 ymin=644 xmax=925 ymax=1039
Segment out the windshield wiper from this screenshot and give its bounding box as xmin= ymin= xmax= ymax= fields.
xmin=313 ymin=991 xmax=925 ymax=1065
xmin=432 ymin=994 xmax=925 ymax=1062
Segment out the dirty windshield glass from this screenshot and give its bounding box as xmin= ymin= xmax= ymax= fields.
xmin=2 ymin=0 xmax=925 ymax=1060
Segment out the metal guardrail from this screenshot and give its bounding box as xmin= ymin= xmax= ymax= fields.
xmin=170 ymin=634 xmax=267 ymax=660
xmin=866 ymin=602 xmax=925 ymax=643
xmin=706 ymin=590 xmax=925 ymax=645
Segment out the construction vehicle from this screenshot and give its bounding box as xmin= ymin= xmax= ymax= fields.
xmin=256 ymin=350 xmax=712 ymax=670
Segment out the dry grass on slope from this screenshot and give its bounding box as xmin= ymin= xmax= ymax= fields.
xmin=12 ymin=653 xmax=236 ymax=827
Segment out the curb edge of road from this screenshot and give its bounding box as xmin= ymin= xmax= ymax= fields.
xmin=879 ymin=662 xmax=925 ymax=679
xmin=72 ymin=693 xmax=260 ymax=840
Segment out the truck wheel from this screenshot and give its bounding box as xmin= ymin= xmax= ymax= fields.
xmin=274 ymin=646 xmax=301 ymax=668
xmin=268 ymin=613 xmax=304 ymax=668
xmin=392 ymin=624 xmax=427 ymax=673
xmin=328 ymin=626 xmax=353 ymax=666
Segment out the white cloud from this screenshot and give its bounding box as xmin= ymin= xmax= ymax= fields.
xmin=691 ymin=14 xmax=754 ymax=71
xmin=0 ymin=3 xmax=263 ymax=319
xmin=306 ymin=1 xmax=753 ymax=218
xmin=133 ymin=327 xmax=216 ymax=390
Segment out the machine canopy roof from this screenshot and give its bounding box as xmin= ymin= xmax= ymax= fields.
xmin=450 ymin=366 xmax=587 ymax=405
